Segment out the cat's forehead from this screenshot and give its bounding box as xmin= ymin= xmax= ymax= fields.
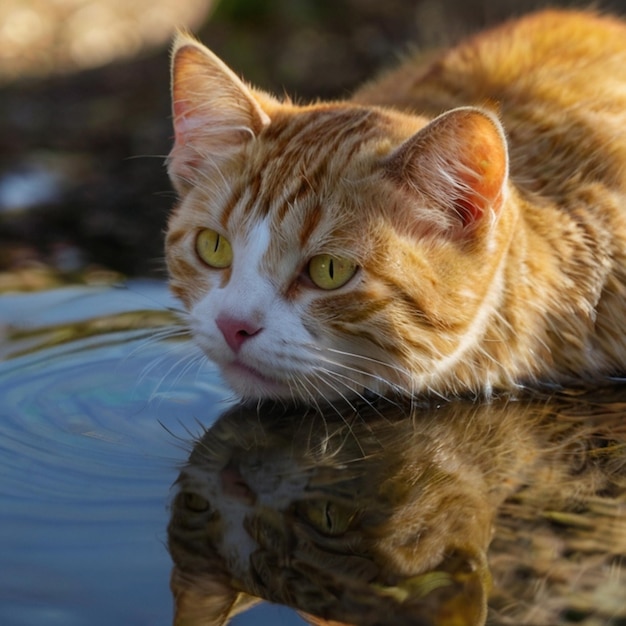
xmin=242 ymin=105 xmax=390 ymax=186
xmin=261 ymin=105 xmax=384 ymax=151
xmin=208 ymin=106 xmax=393 ymax=246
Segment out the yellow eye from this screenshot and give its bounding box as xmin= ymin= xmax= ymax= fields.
xmin=196 ymin=228 xmax=233 ymax=268
xmin=308 ymin=254 xmax=357 ymax=290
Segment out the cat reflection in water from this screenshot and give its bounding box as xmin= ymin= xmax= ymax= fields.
xmin=168 ymin=392 xmax=626 ymax=626
xmin=166 ymin=9 xmax=626 ymax=403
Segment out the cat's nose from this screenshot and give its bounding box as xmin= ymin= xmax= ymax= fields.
xmin=216 ymin=315 xmax=263 ymax=353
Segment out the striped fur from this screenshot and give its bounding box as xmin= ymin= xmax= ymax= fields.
xmin=166 ymin=10 xmax=626 ymax=402
xmin=168 ymin=393 xmax=626 ymax=626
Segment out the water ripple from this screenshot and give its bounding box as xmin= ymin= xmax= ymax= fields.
xmin=0 ymin=281 xmax=238 ymax=626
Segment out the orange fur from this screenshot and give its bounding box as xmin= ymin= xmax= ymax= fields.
xmin=166 ymin=10 xmax=626 ymax=401
xmin=168 ymin=391 xmax=626 ymax=625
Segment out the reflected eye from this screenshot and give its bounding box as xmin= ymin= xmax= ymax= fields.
xmin=196 ymin=228 xmax=233 ymax=268
xmin=296 ymin=499 xmax=355 ymax=536
xmin=182 ymin=491 xmax=210 ymax=513
xmin=308 ymin=254 xmax=357 ymax=290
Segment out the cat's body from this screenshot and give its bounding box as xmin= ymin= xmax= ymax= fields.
xmin=166 ymin=10 xmax=626 ymax=402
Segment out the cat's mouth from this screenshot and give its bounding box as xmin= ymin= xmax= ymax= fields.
xmin=222 ymin=359 xmax=291 ymax=397
xmin=228 ymin=359 xmax=273 ymax=380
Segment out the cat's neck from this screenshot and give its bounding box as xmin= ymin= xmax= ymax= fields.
xmin=470 ymin=182 xmax=621 ymax=391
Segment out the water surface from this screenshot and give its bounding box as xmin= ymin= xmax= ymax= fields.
xmin=0 ymin=281 xmax=304 ymax=626
xmin=3 ymin=281 xmax=625 ymax=626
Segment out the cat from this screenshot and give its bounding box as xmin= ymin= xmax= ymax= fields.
xmin=165 ymin=9 xmax=626 ymax=403
xmin=168 ymin=390 xmax=626 ymax=626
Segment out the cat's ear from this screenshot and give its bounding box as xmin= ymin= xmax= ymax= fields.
xmin=168 ymin=33 xmax=272 ymax=192
xmin=171 ymin=569 xmax=234 ymax=625
xmin=171 ymin=567 xmax=260 ymax=626
xmin=385 ymin=107 xmax=508 ymax=233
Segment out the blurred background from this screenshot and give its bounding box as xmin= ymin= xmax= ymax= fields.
xmin=1 ymin=0 xmax=626 ymax=289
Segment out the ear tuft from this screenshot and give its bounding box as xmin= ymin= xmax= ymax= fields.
xmin=385 ymin=107 xmax=509 ymax=232
xmin=168 ymin=33 xmax=272 ymax=192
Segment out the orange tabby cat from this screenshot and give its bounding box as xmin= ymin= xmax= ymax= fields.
xmin=166 ymin=9 xmax=626 ymax=402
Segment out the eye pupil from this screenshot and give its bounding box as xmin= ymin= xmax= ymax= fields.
xmin=307 ymin=254 xmax=357 ymax=290
xmin=325 ymin=503 xmax=333 ymax=530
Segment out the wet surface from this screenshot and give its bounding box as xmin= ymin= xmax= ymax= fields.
xmin=1 ymin=284 xmax=625 ymax=625
xmin=0 ymin=281 xmax=305 ymax=625
xmin=171 ymin=389 xmax=626 ymax=626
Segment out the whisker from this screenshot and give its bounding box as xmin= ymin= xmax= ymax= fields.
xmin=321 ymin=345 xmax=413 ymax=382
xmin=301 ymin=369 xmax=378 ymax=455
xmin=145 ymin=350 xmax=203 ymax=403
xmin=288 ymin=372 xmax=323 ymax=413
xmin=314 ymin=349 xmax=409 ymax=396
xmin=313 ymin=366 xmax=393 ymax=421
xmin=124 ymin=326 xmax=190 ymax=360
xmin=129 ymin=327 xmax=191 ymax=356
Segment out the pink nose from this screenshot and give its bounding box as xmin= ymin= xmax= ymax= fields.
xmin=216 ymin=315 xmax=263 ymax=353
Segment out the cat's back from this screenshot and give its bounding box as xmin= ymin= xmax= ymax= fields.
xmin=354 ymin=10 xmax=626 ymax=115
xmin=355 ymin=9 xmax=626 ymax=195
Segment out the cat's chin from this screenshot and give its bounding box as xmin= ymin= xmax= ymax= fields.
xmin=219 ymin=359 xmax=359 ymax=402
xmin=220 ymin=360 xmax=295 ymax=400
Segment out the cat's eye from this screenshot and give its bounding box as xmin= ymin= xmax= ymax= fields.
xmin=182 ymin=491 xmax=210 ymax=513
xmin=296 ymin=499 xmax=355 ymax=536
xmin=308 ymin=254 xmax=357 ymax=290
xmin=196 ymin=228 xmax=233 ymax=268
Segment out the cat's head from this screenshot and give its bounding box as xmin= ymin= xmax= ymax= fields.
xmin=166 ymin=34 xmax=512 ymax=402
xmin=167 ymin=398 xmax=534 ymax=626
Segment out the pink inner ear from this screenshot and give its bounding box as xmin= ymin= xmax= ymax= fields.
xmin=452 ymin=111 xmax=508 ymax=227
xmin=455 ymin=197 xmax=483 ymax=227
xmin=172 ymin=99 xmax=187 ymax=121
xmin=454 ymin=151 xmax=507 ymax=227
xmin=168 ymin=97 xmax=202 ymax=186
xmin=167 ymin=42 xmax=272 ymax=190
xmin=386 ymin=108 xmax=509 ymax=233
xmin=172 ymin=100 xmax=189 ymax=132
xmin=172 ymin=100 xmax=191 ymax=145
xmin=172 ymin=97 xmax=210 ymax=146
